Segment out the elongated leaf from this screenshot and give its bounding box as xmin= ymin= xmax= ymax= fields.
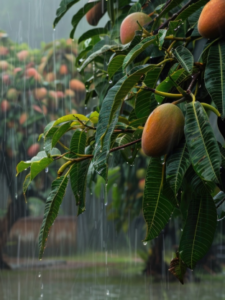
xmin=205 ymin=40 xmax=225 ymax=118
xmin=175 ymin=0 xmax=209 ymax=22
xmin=78 ymin=28 xmax=108 ymax=44
xmin=78 ymin=44 xmax=120 ymax=72
xmin=166 ymin=140 xmax=190 ymax=200
xmin=51 ymin=122 xmax=72 ymax=149
xmin=143 ymin=157 xmax=174 ymax=241
xmin=53 ymin=114 xmax=89 ymax=126
xmin=185 ymin=101 xmax=221 ymax=183
xmin=108 ymin=55 xmax=125 ymax=79
xmin=53 ymin=0 xmax=80 ymax=28
xmin=122 ymin=36 xmax=156 ymax=70
xmin=135 ymin=67 xmax=162 ymax=118
xmin=70 ymin=1 xmax=102 ymax=38
xmin=173 ymin=45 xmax=194 ymax=74
xmin=158 ymin=29 xmax=167 ymax=50
xmin=23 ymin=173 xmax=31 ymax=199
xmin=218 ymin=142 xmax=225 ymax=168
xmin=69 ymin=130 xmax=91 ymax=215
xmin=93 ymin=64 xmax=157 ymax=180
xmin=39 ymin=175 xmax=69 ymax=258
xmin=179 ymin=180 xmax=217 ymax=269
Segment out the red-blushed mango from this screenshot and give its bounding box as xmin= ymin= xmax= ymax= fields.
xmin=19 ymin=112 xmax=28 ymax=125
xmin=33 ymin=105 xmax=43 ymax=114
xmin=65 ymin=89 xmax=75 ymax=97
xmin=86 ymin=1 xmax=105 ymax=26
xmin=17 ymin=50 xmax=29 ymax=61
xmin=120 ymin=12 xmax=151 ymax=44
xmin=69 ymin=79 xmax=85 ymax=92
xmin=59 ymin=64 xmax=68 ymax=75
xmin=14 ymin=67 xmax=22 ymax=75
xmin=142 ymin=103 xmax=184 ymax=157
xmin=138 ymin=179 xmax=145 ymax=191
xmin=25 ymin=68 xmax=41 ymax=81
xmin=33 ymin=87 xmax=47 ymax=100
xmin=0 ymin=46 xmax=8 ymax=56
xmin=198 ymin=0 xmax=225 ymax=39
xmin=27 ymin=143 xmax=40 ymax=157
xmin=2 ymin=74 xmax=10 ymax=85
xmin=56 ymin=91 xmax=65 ymax=99
xmin=1 ymin=100 xmax=10 ymax=112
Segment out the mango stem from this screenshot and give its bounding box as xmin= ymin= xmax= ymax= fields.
xmin=201 ymin=103 xmax=221 ymax=117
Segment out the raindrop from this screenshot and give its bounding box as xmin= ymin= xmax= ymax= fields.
xmin=38 ymin=273 xmax=41 ymax=278
xmin=143 ymin=241 xmax=147 ymax=246
xmin=15 ymin=193 xmax=18 ymax=199
xmin=85 ymin=105 xmax=87 ymax=110
xmin=45 ymin=167 xmax=48 ymax=173
xmin=106 ymin=290 xmax=110 ymax=296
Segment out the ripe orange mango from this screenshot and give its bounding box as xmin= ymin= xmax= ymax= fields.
xmin=142 ymin=104 xmax=184 ymax=157
xmin=198 ymin=0 xmax=225 ymax=39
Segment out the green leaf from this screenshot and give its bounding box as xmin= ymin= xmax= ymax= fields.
xmin=135 ymin=67 xmax=162 ymax=118
xmin=78 ymin=28 xmax=108 ymax=44
xmin=53 ymin=0 xmax=80 ymax=28
xmin=69 ymin=130 xmax=91 ymax=215
xmin=78 ymin=44 xmax=120 ymax=72
xmin=173 ymin=45 xmax=194 ymax=74
xmin=218 ymin=142 xmax=225 ymax=168
xmin=185 ymin=101 xmax=221 ymax=183
xmin=205 ymin=40 xmax=225 ymax=118
xmin=93 ymin=64 xmax=157 ymax=180
xmin=175 ymin=0 xmax=209 ymax=22
xmin=122 ymin=36 xmax=156 ymax=70
xmin=108 ymin=55 xmax=125 ymax=79
xmin=168 ymin=253 xmax=187 ymax=284
xmin=166 ymin=140 xmax=190 ymax=201
xmin=143 ymin=157 xmax=175 ymax=241
xmin=155 ymin=68 xmax=189 ymax=103
xmin=39 ymin=175 xmax=69 ymax=259
xmin=157 ymin=29 xmax=167 ymax=50
xmin=53 ymin=114 xmax=89 ymax=126
xmin=23 ymin=173 xmax=31 ymax=198
xmin=70 ymin=1 xmax=101 ymax=38
xmin=179 ymin=180 xmax=217 ymax=269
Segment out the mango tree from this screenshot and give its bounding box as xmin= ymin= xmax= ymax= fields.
xmin=18 ymin=0 xmax=225 ymax=283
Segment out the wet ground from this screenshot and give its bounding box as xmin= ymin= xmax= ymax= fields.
xmin=1 ymin=253 xmax=225 ymax=300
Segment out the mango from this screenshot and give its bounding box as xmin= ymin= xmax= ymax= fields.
xmin=198 ymin=0 xmax=225 ymax=39
xmin=120 ymin=12 xmax=151 ymax=44
xmin=86 ymin=1 xmax=105 ymax=26
xmin=142 ymin=104 xmax=184 ymax=157
xmin=69 ymin=79 xmax=85 ymax=92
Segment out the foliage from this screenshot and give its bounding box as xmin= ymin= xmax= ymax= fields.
xmin=17 ymin=0 xmax=225 ymax=283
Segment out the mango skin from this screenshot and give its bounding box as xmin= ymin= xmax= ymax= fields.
xmin=142 ymin=104 xmax=184 ymax=157
xmin=86 ymin=1 xmax=105 ymax=26
xmin=198 ymin=0 xmax=225 ymax=39
xmin=120 ymin=12 xmax=151 ymax=44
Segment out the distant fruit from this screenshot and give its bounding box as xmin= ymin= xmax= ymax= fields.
xmin=25 ymin=68 xmax=41 ymax=81
xmin=142 ymin=104 xmax=184 ymax=157
xmin=2 ymin=74 xmax=10 ymax=85
xmin=45 ymin=72 xmax=55 ymax=82
xmin=59 ymin=64 xmax=68 ymax=75
xmin=56 ymin=91 xmax=65 ymax=98
xmin=0 ymin=61 xmax=8 ymax=71
xmin=1 ymin=100 xmax=10 ymax=112
xmin=69 ymin=79 xmax=85 ymax=92
xmin=65 ymin=89 xmax=75 ymax=97
xmin=17 ymin=50 xmax=29 ymax=61
xmin=120 ymin=12 xmax=151 ymax=44
xmin=86 ymin=1 xmax=105 ymax=26
xmin=198 ymin=0 xmax=225 ymax=39
xmin=6 ymin=88 xmax=18 ymax=101
xmin=33 ymin=87 xmax=47 ymax=100
xmin=136 ymin=168 xmax=146 ymax=179
xmin=14 ymin=67 xmax=22 ymax=74
xmin=27 ymin=143 xmax=40 ymax=157
xmin=0 ymin=46 xmax=8 ymax=56
xmin=19 ymin=112 xmax=28 ymax=125
xmin=33 ymin=105 xmax=43 ymax=113
xmin=49 ymin=90 xmax=57 ymax=99
xmin=138 ymin=179 xmax=145 ymax=191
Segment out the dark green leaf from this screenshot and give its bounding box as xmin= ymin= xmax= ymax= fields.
xmin=78 ymin=28 xmax=108 ymax=44
xmin=143 ymin=157 xmax=174 ymax=241
xmin=108 ymin=55 xmax=125 ymax=79
xmin=205 ymin=40 xmax=225 ymax=118
xmin=185 ymin=101 xmax=221 ymax=183
xmin=173 ymin=45 xmax=194 ymax=74
xmin=39 ymin=175 xmax=69 ymax=259
xmin=53 ymin=0 xmax=80 ymax=28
